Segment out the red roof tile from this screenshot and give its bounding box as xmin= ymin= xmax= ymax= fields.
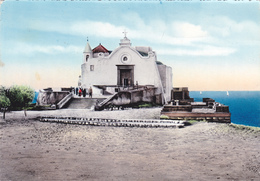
xmin=92 ymin=44 xmax=109 ymax=53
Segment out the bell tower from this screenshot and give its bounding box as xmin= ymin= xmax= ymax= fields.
xmin=83 ymin=38 xmax=92 ymax=63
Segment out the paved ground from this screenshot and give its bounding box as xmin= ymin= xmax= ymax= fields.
xmin=0 ymin=108 xmax=260 ymax=181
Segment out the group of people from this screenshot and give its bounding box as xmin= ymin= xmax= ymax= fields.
xmin=75 ymin=87 xmax=92 ymax=98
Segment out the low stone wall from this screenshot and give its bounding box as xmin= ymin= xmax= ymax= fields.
xmin=162 ymin=105 xmax=192 ymax=112
xmin=161 ymin=112 xmax=231 ymax=123
xmin=130 ymin=87 xmax=156 ymax=103
xmin=39 ymin=116 xmax=185 ymax=128
xmin=97 ymin=88 xmax=159 ymax=110
xmin=37 ymin=91 xmax=70 ymax=106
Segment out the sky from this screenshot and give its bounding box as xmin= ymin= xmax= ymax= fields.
xmin=0 ymin=0 xmax=259 ymax=91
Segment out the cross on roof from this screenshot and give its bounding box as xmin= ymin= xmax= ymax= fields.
xmin=123 ymin=30 xmax=127 ymax=38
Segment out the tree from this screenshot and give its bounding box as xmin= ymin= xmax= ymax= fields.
xmin=8 ymin=85 xmax=34 ymax=117
xmin=8 ymin=85 xmax=23 ymax=109
xmin=20 ymin=86 xmax=35 ymax=116
xmin=0 ymin=86 xmax=10 ymax=119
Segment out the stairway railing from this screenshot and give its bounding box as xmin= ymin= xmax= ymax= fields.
xmin=57 ymin=92 xmax=73 ymax=109
xmin=95 ymin=93 xmax=118 ymax=110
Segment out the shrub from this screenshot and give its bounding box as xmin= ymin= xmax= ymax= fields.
xmin=8 ymin=85 xmax=34 ymax=116
xmin=8 ymin=85 xmax=34 ymax=110
xmin=0 ymin=86 xmax=11 ymax=119
xmin=160 ymin=115 xmax=169 ymax=120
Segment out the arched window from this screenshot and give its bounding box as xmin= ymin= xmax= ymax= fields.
xmin=86 ymin=55 xmax=89 ymax=62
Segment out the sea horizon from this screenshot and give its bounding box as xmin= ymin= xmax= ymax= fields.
xmin=190 ymin=91 xmax=260 ymax=128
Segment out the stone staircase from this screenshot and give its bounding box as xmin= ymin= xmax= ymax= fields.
xmin=63 ymin=98 xmax=106 ymax=109
xmin=95 ymin=93 xmax=118 ymax=110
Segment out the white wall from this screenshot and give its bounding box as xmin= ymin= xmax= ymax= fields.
xmin=165 ymin=66 xmax=173 ymax=102
xmin=81 ymin=46 xmax=162 ymax=89
xmin=80 ymin=41 xmax=172 ymax=103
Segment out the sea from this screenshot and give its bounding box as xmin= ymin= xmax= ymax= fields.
xmin=190 ymin=91 xmax=260 ymax=128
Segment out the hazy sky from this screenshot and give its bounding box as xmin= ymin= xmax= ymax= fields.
xmin=0 ymin=1 xmax=259 ymax=91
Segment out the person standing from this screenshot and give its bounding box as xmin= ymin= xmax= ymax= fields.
xmin=76 ymin=87 xmax=78 ymax=95
xmin=83 ymin=88 xmax=86 ymax=97
xmin=79 ymin=88 xmax=82 ymax=97
xmin=88 ymin=86 xmax=93 ymax=98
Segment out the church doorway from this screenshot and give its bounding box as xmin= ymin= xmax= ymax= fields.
xmin=123 ymin=78 xmax=129 ymax=87
xmin=117 ymin=65 xmax=134 ymax=87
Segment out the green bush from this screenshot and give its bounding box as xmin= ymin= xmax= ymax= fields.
xmin=138 ymin=103 xmax=154 ymax=108
xmin=187 ymin=120 xmax=199 ymax=124
xmin=0 ymin=86 xmax=11 ymax=119
xmin=160 ymin=115 xmax=169 ymax=119
xmin=8 ymin=85 xmax=34 ymax=110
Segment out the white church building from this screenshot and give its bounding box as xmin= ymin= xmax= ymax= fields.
xmin=79 ymin=34 xmax=172 ymax=104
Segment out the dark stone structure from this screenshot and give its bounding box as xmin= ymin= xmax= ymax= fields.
xmin=36 ymin=89 xmax=71 ymax=109
xmin=95 ymin=86 xmax=158 ymax=111
xmin=161 ymin=87 xmax=231 ymax=123
xmin=37 ymin=91 xmax=70 ymax=106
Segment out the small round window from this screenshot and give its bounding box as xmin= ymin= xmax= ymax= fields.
xmin=120 ymin=54 xmax=131 ymax=64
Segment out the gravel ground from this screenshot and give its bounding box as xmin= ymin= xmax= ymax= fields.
xmin=0 ymin=108 xmax=259 ymax=181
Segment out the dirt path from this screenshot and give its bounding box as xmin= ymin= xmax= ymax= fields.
xmin=0 ymin=109 xmax=259 ymax=180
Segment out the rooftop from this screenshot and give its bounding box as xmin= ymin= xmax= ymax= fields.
xmin=92 ymin=44 xmax=110 ymax=53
